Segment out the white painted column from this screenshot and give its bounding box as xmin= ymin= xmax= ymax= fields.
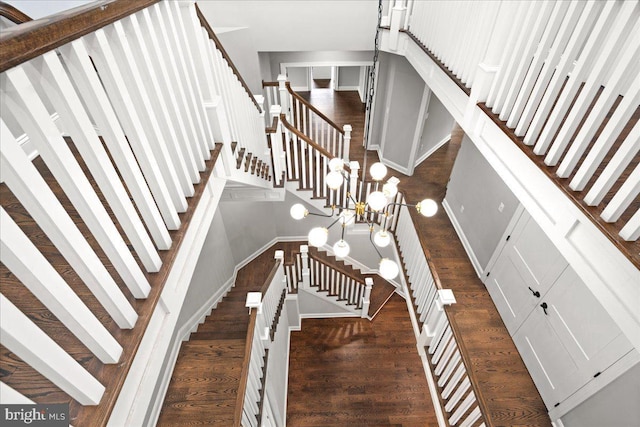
xmin=361 ymin=277 xmax=374 ymax=318
xmin=300 ymin=245 xmax=310 ymax=290
xmin=342 ymin=124 xmax=352 ymax=163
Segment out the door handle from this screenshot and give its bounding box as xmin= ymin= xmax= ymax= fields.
xmin=528 ymin=286 xmax=541 ymax=298
xmin=540 ymin=302 xmax=548 ymax=315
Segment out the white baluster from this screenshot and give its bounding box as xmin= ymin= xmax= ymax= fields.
xmin=450 ymin=391 xmax=477 ymax=425
xmin=34 ymin=50 xmax=161 ymax=272
xmin=557 ymin=41 xmax=640 ymax=177
xmin=442 ymin=363 xmax=466 ymax=400
xmin=57 ymin=39 xmax=172 ymax=249
xmin=600 ymin=164 xmax=640 ymax=222
xmin=0 ymin=294 xmax=105 ymax=405
xmin=619 ymin=209 xmax=640 ymax=241
xmin=459 ymin=406 xmax=482 ymax=427
xmin=3 ymin=67 xmax=151 ymax=299
xmin=445 ymin=376 xmax=471 ymax=413
xmin=0 ymin=121 xmax=137 ymax=328
xmin=150 ymin=4 xmax=207 ymax=166
xmin=85 ymin=29 xmax=182 ymax=229
xmin=0 ymin=382 xmax=33 ymax=404
xmin=536 ymin=2 xmax=637 ymax=157
xmin=0 ymin=208 xmax=122 ymax=364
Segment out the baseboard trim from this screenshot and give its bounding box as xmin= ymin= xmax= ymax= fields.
xmin=300 ymin=312 xmax=360 ymax=319
xmin=442 ymin=198 xmax=484 ymax=278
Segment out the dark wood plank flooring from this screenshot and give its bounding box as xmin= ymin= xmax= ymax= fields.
xmin=294 ymin=84 xmax=550 ymax=426
xmin=287 ymin=294 xmax=437 ymax=427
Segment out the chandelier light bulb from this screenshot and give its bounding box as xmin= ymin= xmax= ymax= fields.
xmin=326 ymin=171 xmax=344 ymax=190
xmin=373 ymin=230 xmax=391 ymax=248
xmin=290 ymin=203 xmax=308 ymax=220
xmin=382 ymin=182 xmax=398 ymax=198
xmin=370 ymin=162 xmax=388 ymax=181
xmin=339 ymin=209 xmax=356 ymax=226
xmin=379 ymin=258 xmax=399 ymax=280
xmin=417 ymin=198 xmax=438 ymax=217
xmin=332 ymin=239 xmax=351 ymax=258
xmin=329 ymin=158 xmax=344 ymax=172
xmin=367 ymin=190 xmax=387 ymax=211
xmin=308 ymin=227 xmax=329 ymax=247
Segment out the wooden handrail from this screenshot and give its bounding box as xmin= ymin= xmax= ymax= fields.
xmin=280 ymin=113 xmax=351 ymax=173
xmin=308 ymin=251 xmax=364 ymax=285
xmin=262 ymin=80 xmax=279 ymax=88
xmin=234 ymin=306 xmax=258 ymax=427
xmin=398 ymin=196 xmax=492 ymax=426
xmin=285 ymin=81 xmax=345 ymax=134
xmin=195 ymin=4 xmax=261 ymax=114
xmin=265 ymin=115 xmax=279 ymax=134
xmin=234 ymin=258 xmax=279 ymax=426
xmin=0 ymin=1 xmax=32 ymax=24
xmin=0 ymin=0 xmax=159 ymax=73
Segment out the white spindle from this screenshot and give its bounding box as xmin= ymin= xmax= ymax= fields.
xmin=57 ymin=40 xmax=173 ymax=250
xmin=620 ymin=209 xmax=640 ymax=241
xmin=442 ymin=363 xmax=466 ymax=400
xmin=35 ymin=50 xmax=161 ymax=273
xmin=459 ymin=406 xmax=482 ymax=427
xmin=515 ymin=1 xmax=588 ymax=137
xmin=0 ymin=294 xmax=105 ymax=405
xmin=4 ymin=66 xmax=151 ymax=299
xmin=506 ymin=1 xmax=570 ymax=128
xmin=571 ymin=79 xmax=640 ymax=191
xmin=0 ymin=208 xmax=122 ymax=364
xmin=556 ymin=42 xmax=640 ymax=177
xmin=85 ymin=29 xmax=182 ymax=229
xmin=0 ymin=121 xmax=137 ymax=329
xmin=438 ymin=351 xmax=462 ymax=388
xmin=0 ymin=382 xmax=34 ymax=404
xmin=450 ymin=391 xmax=477 ymax=425
xmin=535 ymin=2 xmax=637 ymax=157
xmin=108 ymin=21 xmax=188 ymax=209
xmin=600 ymin=163 xmax=640 ymax=222
xmin=445 ymin=376 xmax=471 ymax=413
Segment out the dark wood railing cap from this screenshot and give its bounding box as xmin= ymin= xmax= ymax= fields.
xmin=286 ymin=81 xmax=345 ymax=134
xmin=0 ymin=1 xmax=32 ymax=24
xmin=0 ymin=0 xmax=159 ymax=73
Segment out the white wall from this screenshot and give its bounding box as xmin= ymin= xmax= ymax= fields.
xmin=561 ymin=361 xmax=640 ymax=427
xmin=311 ymin=66 xmax=332 ymax=79
xmin=5 ymin=0 xmax=93 ymax=19
xmin=336 ymin=66 xmax=362 ymax=90
xmin=261 ymin=50 xmax=373 ymax=83
xmin=444 ymin=136 xmax=520 ymax=271
xmin=286 ymin=66 xmax=310 ymax=91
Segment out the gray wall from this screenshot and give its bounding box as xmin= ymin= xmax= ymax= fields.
xmin=561 ymin=361 xmax=640 ymax=427
xmin=378 ymin=54 xmax=425 ymax=170
xmin=260 ymin=51 xmax=372 ymax=82
xmin=417 ymin=93 xmax=454 ymax=162
xmin=216 ymin=29 xmax=264 ymax=94
xmin=176 ymin=210 xmax=236 ymax=330
xmin=312 ymin=66 xmax=332 ymax=79
xmin=444 ymin=136 xmax=519 ymax=269
xmin=337 ymin=66 xmax=361 ymax=89
xmin=286 ymin=67 xmax=310 ymax=91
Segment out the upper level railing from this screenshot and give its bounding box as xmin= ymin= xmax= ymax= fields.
xmin=405 ymin=0 xmax=639 ymax=266
xmin=0 ymin=1 xmax=268 ymax=424
xmin=0 ymin=1 xmax=32 ymax=25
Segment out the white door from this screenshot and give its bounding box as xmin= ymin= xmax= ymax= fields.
xmin=514 ymin=267 xmax=633 ymax=408
xmin=485 ymin=212 xmax=567 ymax=334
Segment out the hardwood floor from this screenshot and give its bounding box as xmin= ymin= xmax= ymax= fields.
xmin=287 ymin=295 xmax=437 ymax=427
xmin=295 ymin=84 xmax=550 ymax=426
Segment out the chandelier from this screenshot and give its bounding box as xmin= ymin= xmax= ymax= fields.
xmin=289 ymin=159 xmax=437 ymax=280
xmin=289 ymin=0 xmax=437 ymax=281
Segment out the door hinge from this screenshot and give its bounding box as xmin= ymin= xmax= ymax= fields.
xmin=486 ymin=271 xmax=490 ymax=277
xmin=506 ymin=235 xmax=511 ymax=241
xmin=554 ymin=402 xmax=560 ymax=408
xmin=594 ymin=372 xmax=601 ymax=378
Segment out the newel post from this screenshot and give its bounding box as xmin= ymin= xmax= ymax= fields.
xmin=342 ymin=124 xmax=352 ymax=163
xmin=300 ymin=245 xmax=310 ymax=290
xmin=361 ymin=277 xmax=374 ymax=318
xmin=277 ymin=74 xmax=289 ymax=118
xmin=275 ymin=250 xmax=286 ymax=292
xmin=418 ymin=289 xmax=456 ymax=349
xmin=269 ymin=105 xmax=285 ymax=185
xmin=389 ymin=0 xmax=407 ymax=51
